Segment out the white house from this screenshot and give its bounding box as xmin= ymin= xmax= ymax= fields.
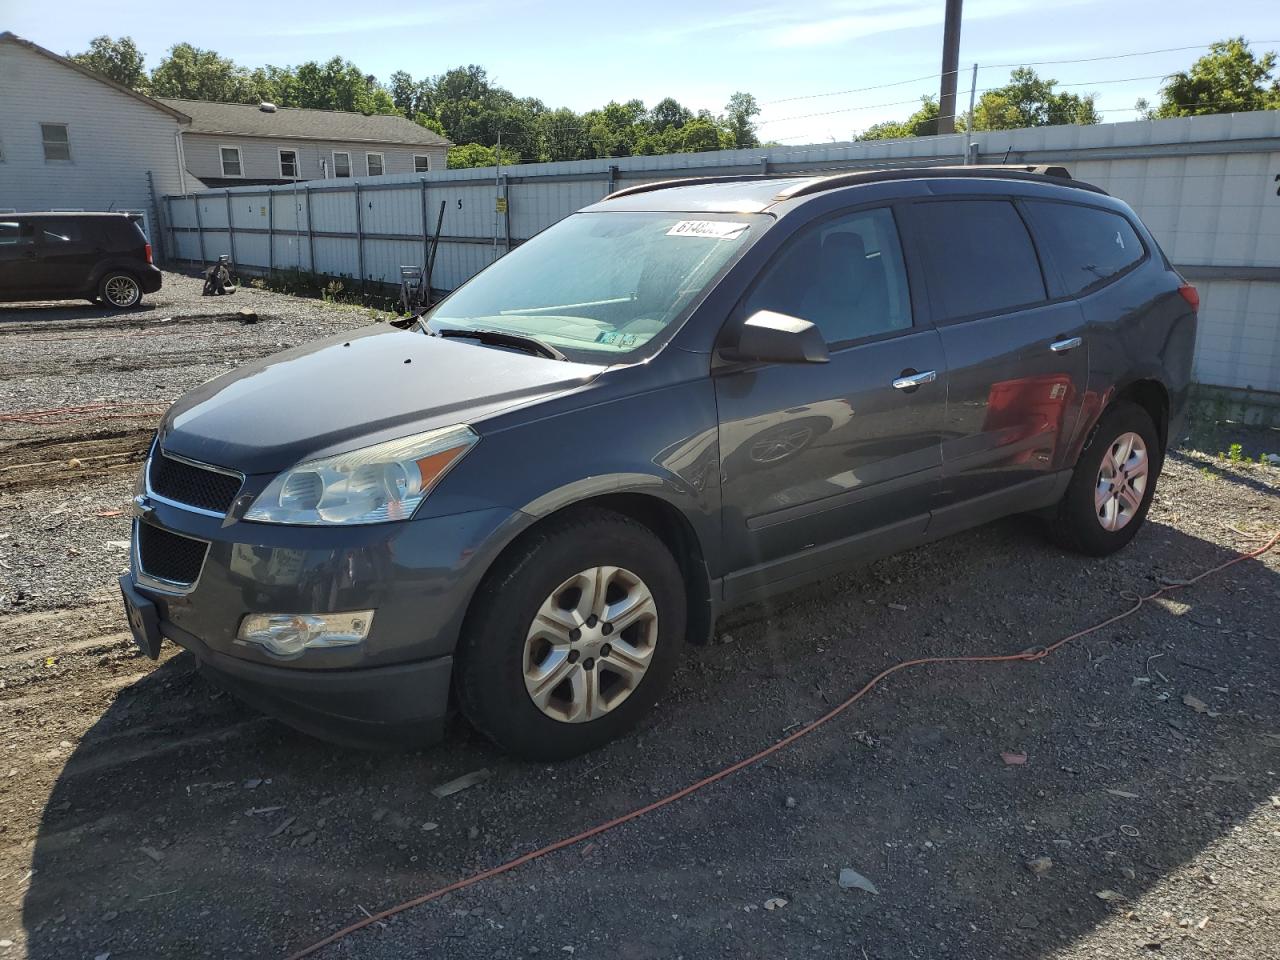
xmin=156 ymin=99 xmax=452 ymax=187
xmin=0 ymin=32 xmax=190 ymax=238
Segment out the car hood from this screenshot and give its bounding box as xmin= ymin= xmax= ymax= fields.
xmin=158 ymin=325 xmax=603 ymax=474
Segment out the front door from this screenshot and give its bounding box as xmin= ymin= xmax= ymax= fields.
xmin=715 ymin=205 xmax=947 ymax=601
xmin=901 ymin=198 xmax=1089 ymax=513
xmin=0 ymin=219 xmax=37 ymax=297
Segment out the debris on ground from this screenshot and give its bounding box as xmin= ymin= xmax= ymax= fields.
xmin=1095 ymin=889 xmax=1128 ymax=902
xmin=1026 ymin=856 xmax=1053 ymax=876
xmin=838 ymin=868 xmax=879 ymax=894
xmin=138 ymin=846 xmax=164 ymax=863
xmin=431 ymin=768 xmax=492 ymax=798
xmin=1001 ymin=751 xmax=1028 ymax=765
xmin=763 ymin=897 xmax=788 ymax=910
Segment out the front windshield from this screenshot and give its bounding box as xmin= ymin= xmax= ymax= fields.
xmin=425 ymin=211 xmax=760 ymax=361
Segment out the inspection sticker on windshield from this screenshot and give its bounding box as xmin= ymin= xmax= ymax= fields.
xmin=666 ymin=220 xmax=749 ymax=240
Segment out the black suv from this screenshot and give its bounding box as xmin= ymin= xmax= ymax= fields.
xmin=0 ymin=212 xmax=162 ymax=308
xmin=119 ymin=166 xmax=1197 ymax=758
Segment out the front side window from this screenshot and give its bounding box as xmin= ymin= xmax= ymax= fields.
xmin=414 ymin=155 xmax=430 ymax=173
xmin=1024 ymin=200 xmax=1145 ymax=296
xmin=220 ymin=146 xmax=242 ymax=177
xmin=910 ymin=199 xmax=1047 ymax=323
xmin=366 ymin=152 xmax=384 ymax=177
xmin=427 ymin=212 xmax=759 ymax=362
xmin=0 ymin=221 xmax=34 ymax=245
xmin=279 ymin=149 xmax=298 ymax=178
xmin=333 ymin=152 xmax=351 ymax=178
xmin=41 ymin=123 xmax=70 ymax=161
xmin=743 ymin=206 xmax=913 ymax=345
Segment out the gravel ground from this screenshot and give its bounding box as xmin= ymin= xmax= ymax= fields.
xmin=0 ymin=277 xmax=1277 ymax=960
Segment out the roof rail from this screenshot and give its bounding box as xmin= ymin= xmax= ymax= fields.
xmin=773 ymin=164 xmax=1105 ymax=200
xmin=602 ymin=174 xmax=774 ymax=201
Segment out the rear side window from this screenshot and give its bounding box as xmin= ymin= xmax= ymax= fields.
xmin=0 ymin=221 xmax=34 ymax=245
xmin=36 ymin=219 xmax=88 ymax=244
xmin=910 ymin=199 xmax=1046 ymax=322
xmin=744 ymin=206 xmax=913 ymax=345
xmin=1024 ymin=200 xmax=1145 ymax=295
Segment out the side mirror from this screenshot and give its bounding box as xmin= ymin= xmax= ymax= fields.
xmin=724 ymin=310 xmax=830 ymax=364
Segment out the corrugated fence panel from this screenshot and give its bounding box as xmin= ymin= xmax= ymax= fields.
xmin=164 ymin=112 xmax=1280 ymax=392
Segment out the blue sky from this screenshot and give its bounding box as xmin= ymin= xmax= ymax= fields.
xmin=4 ymin=0 xmax=1279 ymax=144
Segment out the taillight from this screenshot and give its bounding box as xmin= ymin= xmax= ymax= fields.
xmin=1178 ymin=283 xmax=1199 ymax=309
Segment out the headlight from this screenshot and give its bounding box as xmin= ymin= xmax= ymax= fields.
xmin=244 ymin=425 xmax=477 ymax=525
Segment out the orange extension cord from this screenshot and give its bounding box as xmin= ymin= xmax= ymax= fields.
xmin=287 ymin=529 xmax=1280 ymax=960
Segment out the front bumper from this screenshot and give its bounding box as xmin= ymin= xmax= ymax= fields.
xmin=123 ymin=492 xmax=523 ymax=747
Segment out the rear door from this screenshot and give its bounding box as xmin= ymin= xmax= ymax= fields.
xmin=901 ymin=197 xmax=1089 ymax=523
xmin=714 ymin=205 xmax=947 ymax=600
xmin=31 ymin=217 xmax=102 ymax=294
xmin=0 ymin=219 xmax=38 ymax=297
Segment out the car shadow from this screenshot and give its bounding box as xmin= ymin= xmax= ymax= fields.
xmin=19 ymin=520 xmax=1280 ymax=958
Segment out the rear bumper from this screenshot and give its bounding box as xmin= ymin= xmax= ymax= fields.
xmin=160 ymin=616 xmax=453 ymax=748
xmin=139 ymin=265 xmax=163 ymax=293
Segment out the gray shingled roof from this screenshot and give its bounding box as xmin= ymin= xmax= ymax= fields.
xmin=156 ymin=98 xmax=451 ymax=147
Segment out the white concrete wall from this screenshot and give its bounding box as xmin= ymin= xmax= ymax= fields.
xmin=0 ymin=41 xmax=185 ymax=213
xmin=166 ymin=112 xmax=1280 ymax=393
xmin=181 ymin=133 xmax=447 ymax=182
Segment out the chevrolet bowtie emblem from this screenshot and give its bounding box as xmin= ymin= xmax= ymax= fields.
xmin=133 ymin=494 xmax=156 ymax=520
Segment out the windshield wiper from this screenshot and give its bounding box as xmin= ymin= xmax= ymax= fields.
xmin=431 ymin=326 xmax=568 ymax=362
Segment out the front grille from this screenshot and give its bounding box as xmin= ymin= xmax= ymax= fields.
xmin=137 ymin=522 xmax=208 ymax=586
xmin=149 ymin=452 xmax=242 ymax=514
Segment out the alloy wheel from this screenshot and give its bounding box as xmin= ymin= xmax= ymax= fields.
xmin=1094 ymin=431 xmax=1148 ymax=531
xmin=104 ymin=275 xmax=140 ymax=307
xmin=522 ymin=565 xmax=658 ymax=723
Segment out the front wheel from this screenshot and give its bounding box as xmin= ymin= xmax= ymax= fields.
xmin=1047 ymin=401 xmax=1161 ymax=556
xmin=455 ymin=509 xmax=686 ymax=760
xmin=99 ymin=271 xmax=143 ymax=309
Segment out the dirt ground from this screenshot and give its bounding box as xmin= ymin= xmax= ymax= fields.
xmin=1 ymin=274 xmax=1277 ymax=960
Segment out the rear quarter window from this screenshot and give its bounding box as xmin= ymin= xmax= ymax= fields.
xmin=1023 ymin=200 xmax=1145 ymax=296
xmin=908 ymin=199 xmax=1047 ymax=323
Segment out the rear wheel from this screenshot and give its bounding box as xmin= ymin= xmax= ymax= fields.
xmin=455 ymin=509 xmax=686 ymax=760
xmin=99 ymin=271 xmax=142 ymax=309
xmin=1047 ymin=401 xmax=1161 ymax=555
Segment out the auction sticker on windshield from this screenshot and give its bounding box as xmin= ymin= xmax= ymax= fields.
xmin=666 ymin=220 xmax=750 ymax=239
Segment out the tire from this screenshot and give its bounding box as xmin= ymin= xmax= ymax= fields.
xmin=98 ymin=271 xmax=143 ymax=309
xmin=1047 ymin=401 xmax=1162 ymax=556
xmin=455 ymin=508 xmax=687 ymax=760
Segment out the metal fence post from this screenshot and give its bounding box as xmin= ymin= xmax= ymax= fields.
xmin=304 ymin=185 xmax=315 ymax=274
xmin=165 ymin=194 xmax=177 ymax=265
xmin=193 ymin=196 xmax=207 ymax=267
xmin=224 ymin=190 xmax=237 ymax=267
xmin=354 ymin=182 xmax=365 ymax=291
xmin=419 ymin=178 xmax=430 ymax=269
xmin=606 ymin=164 xmax=619 ymax=196
xmin=267 ymin=190 xmax=274 ymax=276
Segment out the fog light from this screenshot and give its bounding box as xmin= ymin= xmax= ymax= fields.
xmin=237 ymin=610 xmax=373 ymax=658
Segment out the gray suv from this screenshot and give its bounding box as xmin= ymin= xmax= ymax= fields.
xmin=118 ymin=166 xmax=1198 ymax=758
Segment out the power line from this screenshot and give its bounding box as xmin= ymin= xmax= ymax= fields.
xmin=762 ymin=39 xmax=1280 ymax=106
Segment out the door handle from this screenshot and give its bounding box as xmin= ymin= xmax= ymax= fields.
xmin=1050 ymin=336 xmax=1083 ymax=353
xmin=891 ymin=369 xmax=937 ymax=390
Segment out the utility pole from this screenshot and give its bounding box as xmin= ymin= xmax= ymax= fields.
xmin=937 ymin=0 xmax=963 ymax=135
xmin=965 ymin=62 xmax=978 ymax=161
xmin=493 ymin=129 xmax=502 ymax=260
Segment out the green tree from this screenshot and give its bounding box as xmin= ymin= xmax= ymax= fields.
xmin=649 ymin=97 xmax=693 ymax=133
xmin=1151 ymin=37 xmax=1280 ymax=117
xmin=722 ymin=91 xmax=761 ymax=148
xmin=858 ymin=96 xmax=945 ymax=140
xmin=447 ymin=143 xmax=521 ymax=168
xmin=292 ymin=58 xmax=396 ymax=113
xmin=70 ymin=35 xmax=147 ymax=90
xmin=150 ymin=43 xmax=266 ymax=102
xmin=973 ymin=68 xmax=1098 ymax=130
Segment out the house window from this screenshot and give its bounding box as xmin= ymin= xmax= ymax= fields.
xmin=41 ymin=123 xmax=70 ymax=161
xmin=220 ymin=146 xmax=243 ymax=177
xmin=366 ymin=152 xmax=384 ymax=177
xmin=414 ymin=155 xmax=430 ymax=173
xmin=279 ymin=149 xmax=299 ymax=179
xmin=333 ymin=151 xmax=351 ymax=178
